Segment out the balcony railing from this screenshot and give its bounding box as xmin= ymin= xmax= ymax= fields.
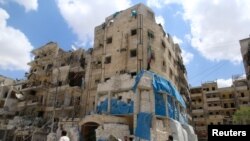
xmin=191 ymin=93 xmax=202 ymax=97
xmin=195 ymin=126 xmax=206 ymax=130
xmin=207 ymin=106 xmax=222 ymax=110
xmin=208 ymin=115 xmax=224 ymax=119
xmin=206 ymin=97 xmax=220 ymax=102
xmin=192 ymin=109 xmax=204 ymax=114
xmin=193 ymin=117 xmax=205 ymax=122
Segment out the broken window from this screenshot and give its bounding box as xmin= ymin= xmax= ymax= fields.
xmin=120 ymin=70 xmax=126 ymax=74
xmin=120 ymin=48 xmax=127 ymax=52
xmin=80 ymin=56 xmax=85 ymax=68
xmin=148 ymin=30 xmax=154 ymax=39
xmin=130 ymin=72 xmax=137 ymax=77
xmin=162 ymin=60 xmax=166 ymax=72
xmin=3 ymin=92 xmax=8 ymax=98
xmin=95 ymin=79 xmax=101 ymax=84
xmin=106 ymin=37 xmax=112 ymax=44
xmin=104 ymin=77 xmax=110 ymax=81
xmin=243 ymin=101 xmax=248 ymax=104
xmin=168 ymin=50 xmax=172 ymax=60
xmin=162 ymin=60 xmax=166 ymax=67
xmin=130 ymin=49 xmax=137 ymax=57
xmin=161 ymin=40 xmax=166 ymax=48
xmin=105 ymin=56 xmax=111 ymax=64
xmin=169 ymin=68 xmax=173 ymax=79
xmin=224 ymin=103 xmax=228 ymax=108
xmin=212 ymin=87 xmax=215 ymax=90
xmin=99 ymin=43 xmax=103 ymax=48
xmin=229 ymin=94 xmax=232 ymax=98
xmin=241 ymin=93 xmax=244 ymax=97
xmin=58 ymin=81 xmax=62 ymax=86
xmin=30 ymin=90 xmax=36 ymax=96
xmin=68 ymin=72 xmax=84 ymax=87
xmin=231 ymin=103 xmax=235 ymax=108
xmin=131 ymin=29 xmax=137 ymax=36
xmin=47 ymin=64 xmax=53 ymax=71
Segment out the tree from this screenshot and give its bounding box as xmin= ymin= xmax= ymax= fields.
xmin=233 ymin=106 xmax=250 ymax=124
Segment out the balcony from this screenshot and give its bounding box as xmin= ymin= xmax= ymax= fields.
xmin=17 ymin=100 xmax=40 ymax=108
xmin=221 ymin=98 xmax=234 ymax=101
xmin=192 ymin=109 xmax=204 ymax=114
xmin=195 ymin=126 xmax=206 ymax=130
xmin=206 ymin=97 xmax=220 ymax=102
xmin=208 ymin=115 xmax=224 ymax=119
xmin=205 ymin=90 xmax=218 ymax=94
xmin=238 ymin=96 xmax=249 ymax=101
xmin=207 ymin=106 xmax=222 ymax=111
xmin=192 ymin=103 xmax=203 ymax=107
xmin=193 ymin=118 xmax=205 ymax=122
xmin=235 ymin=85 xmax=248 ymax=90
xmin=191 ymin=93 xmax=202 ymax=98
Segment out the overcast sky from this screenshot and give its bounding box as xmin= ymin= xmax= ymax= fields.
xmin=0 ymin=0 xmax=249 ymax=87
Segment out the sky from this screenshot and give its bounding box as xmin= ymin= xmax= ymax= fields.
xmin=0 ymin=0 xmax=249 ymax=87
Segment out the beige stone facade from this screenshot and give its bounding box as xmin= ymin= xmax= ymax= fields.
xmin=0 ymin=3 xmax=191 ymax=141
xmin=88 ymin=3 xmax=190 ymax=116
xmin=190 ymin=77 xmax=250 ymax=140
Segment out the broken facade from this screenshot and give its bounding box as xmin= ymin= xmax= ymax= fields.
xmin=0 ymin=3 xmax=192 ymax=141
xmin=190 ymin=77 xmax=249 ymax=140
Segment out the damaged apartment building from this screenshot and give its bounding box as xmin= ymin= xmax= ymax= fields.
xmin=0 ymin=3 xmax=195 ymax=141
xmin=190 ymin=76 xmax=249 ymax=141
xmin=190 ymin=37 xmax=250 ymax=141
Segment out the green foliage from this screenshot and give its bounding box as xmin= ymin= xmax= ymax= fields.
xmin=233 ymin=106 xmax=250 ymax=124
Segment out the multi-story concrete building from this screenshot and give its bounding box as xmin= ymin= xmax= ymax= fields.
xmin=190 ymin=76 xmax=249 ymax=140
xmin=239 ymin=37 xmax=250 ymax=89
xmin=0 ymin=3 xmax=193 ymax=141
xmin=88 ymin=3 xmax=190 ymax=115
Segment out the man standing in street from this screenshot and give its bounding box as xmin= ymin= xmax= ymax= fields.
xmin=59 ymin=130 xmax=70 ymax=141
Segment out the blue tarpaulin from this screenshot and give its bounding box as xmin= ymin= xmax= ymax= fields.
xmin=132 ymin=70 xmax=187 ymax=123
xmin=168 ymin=95 xmax=175 ymax=119
xmin=133 ymin=70 xmax=186 ymax=108
xmin=135 ymin=112 xmax=152 ymax=140
xmin=155 ymin=92 xmax=166 ymax=116
xmin=96 ymin=70 xmax=187 ymax=123
xmin=97 ymin=98 xmax=134 ymax=115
